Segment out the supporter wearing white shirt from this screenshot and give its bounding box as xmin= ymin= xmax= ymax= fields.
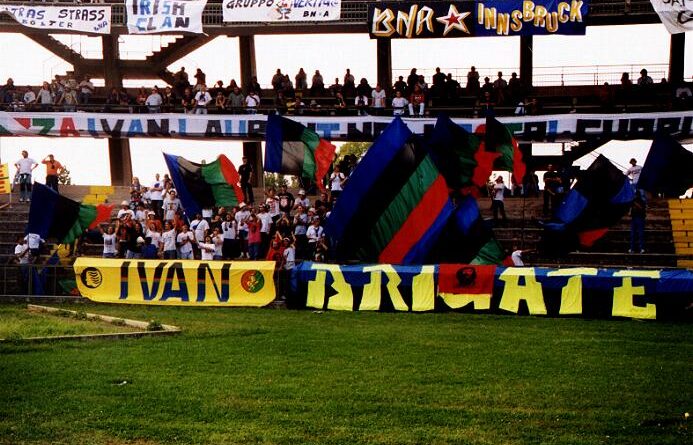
xmin=117 ymin=201 xmax=135 ymax=220
xmin=14 ymin=150 xmax=38 ymax=203
xmin=191 ymin=214 xmax=209 ymax=243
xmin=176 ymin=225 xmax=195 ymax=259
xmin=150 ymin=174 xmax=164 ymax=217
xmin=245 ymin=92 xmax=260 ymax=114
xmin=626 ymin=158 xmax=643 ymax=186
xmin=221 ymin=214 xmax=237 ymax=259
xmin=145 ymin=88 xmax=163 ymax=113
xmin=15 ymin=238 xmax=30 ymax=264
xmin=391 ymin=91 xmax=409 ymax=116
xmin=371 ymin=85 xmax=387 ymax=110
xmin=161 ymin=223 xmax=177 ymax=259
xmin=24 ymin=233 xmax=43 ymax=258
xmin=282 ymin=239 xmax=295 ymax=270
xmin=211 ymin=230 xmax=224 ymax=260
xmin=23 ymin=88 xmax=36 ymax=105
xmin=329 ymin=166 xmax=346 ymax=199
xmin=163 ymin=190 xmax=181 ymax=222
xmin=199 ymin=236 xmax=216 ymax=261
xmin=194 ymin=85 xmax=212 ymax=114
xmin=102 ymin=227 xmax=117 ymax=258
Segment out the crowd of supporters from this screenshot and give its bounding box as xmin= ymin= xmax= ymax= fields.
xmin=2 ymin=66 xmax=691 ymax=116
xmin=77 ymin=158 xmax=360 ymax=272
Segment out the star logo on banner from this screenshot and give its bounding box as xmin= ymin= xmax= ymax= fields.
xmin=436 ymin=5 xmax=471 ymax=37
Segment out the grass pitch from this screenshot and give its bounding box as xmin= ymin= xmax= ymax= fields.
xmin=0 ymin=304 xmax=690 ymax=445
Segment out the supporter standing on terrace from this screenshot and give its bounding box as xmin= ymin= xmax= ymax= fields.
xmin=194 ymin=84 xmax=212 ymax=114
xmin=163 ymin=189 xmax=181 ymax=222
xmin=490 ymin=176 xmax=508 ymax=224
xmin=629 ymin=190 xmax=646 ymax=254
xmin=543 ymin=164 xmax=562 ymax=217
xmin=245 ymin=90 xmax=260 ymax=114
xmin=467 ymin=66 xmax=480 ymax=95
xmin=181 ymin=87 xmax=195 ymax=114
xmin=149 ymin=174 xmax=164 ymax=219
xmin=393 ymin=76 xmax=408 ymax=96
xmin=78 ymin=76 xmax=94 ymax=105
xmin=408 ymin=84 xmax=426 ymax=117
xmin=176 ymin=223 xmax=195 ymax=260
xmin=311 ymin=70 xmax=325 ymax=95
xmin=238 ymin=156 xmax=254 ymax=204
xmin=36 ymin=82 xmax=54 ymax=111
xmin=371 ymin=84 xmax=386 ymax=114
xmin=14 ymin=150 xmax=37 ymax=203
xmin=41 ymin=154 xmax=63 ymax=193
xmin=637 ymin=69 xmax=653 ymax=86
xmin=58 ymin=86 xmax=78 ymax=112
xmin=145 ymin=87 xmax=163 ymax=113
xmin=228 ymin=86 xmax=245 ymax=113
xmin=272 ymin=69 xmax=284 ymax=91
xmin=406 ymin=68 xmax=419 ymax=93
xmin=392 ymin=90 xmax=408 ymax=116
xmin=194 ymin=68 xmax=206 ymax=91
xmin=161 ymin=221 xmax=177 ymax=259
xmin=329 ymin=78 xmax=342 ymax=97
xmin=295 ymin=68 xmax=308 ymax=91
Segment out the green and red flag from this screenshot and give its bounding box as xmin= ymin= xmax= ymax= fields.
xmin=264 ymin=114 xmax=336 ymax=190
xmin=164 ymin=153 xmax=244 ymax=216
xmin=27 ymin=183 xmax=113 ymax=244
xmin=479 ymin=116 xmax=526 ymax=185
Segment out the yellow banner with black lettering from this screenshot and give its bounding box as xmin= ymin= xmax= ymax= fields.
xmin=74 ymin=258 xmax=276 ymax=306
xmin=0 ymin=163 xmax=11 ymax=194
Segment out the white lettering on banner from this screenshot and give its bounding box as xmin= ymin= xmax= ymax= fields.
xmin=0 ymin=111 xmax=691 ymax=142
xmin=650 ymin=0 xmax=693 ymax=33
xmin=0 ymin=5 xmax=111 ymax=34
xmin=125 ymin=0 xmax=207 ymax=34
xmin=222 ymin=0 xmax=341 ymax=22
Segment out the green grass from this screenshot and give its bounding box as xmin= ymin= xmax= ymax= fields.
xmin=0 ymin=304 xmax=690 ymax=445
xmin=0 ymin=307 xmax=140 ymax=340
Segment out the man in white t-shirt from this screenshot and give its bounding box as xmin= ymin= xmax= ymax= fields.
xmin=391 ymin=90 xmax=408 ymax=116
xmin=163 ymin=190 xmax=181 ymax=222
xmin=176 ymin=224 xmax=195 ymax=260
xmin=329 ymin=166 xmax=346 ymax=201
xmin=371 ymin=84 xmax=387 ymax=115
xmin=245 ymin=91 xmax=260 ymax=114
xmin=145 ymin=87 xmax=163 ymax=113
xmin=161 ymin=222 xmax=178 ymax=259
xmin=78 ymin=76 xmax=94 ymax=104
xmin=150 ymin=173 xmax=164 ymax=218
xmin=491 ymin=176 xmax=507 ymax=223
xmin=14 ymin=150 xmax=38 ymax=202
xmin=626 ymin=158 xmax=642 ymax=190
xmin=194 ymin=84 xmax=212 ymax=115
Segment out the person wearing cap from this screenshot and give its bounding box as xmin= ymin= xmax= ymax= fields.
xmin=117 ymin=200 xmax=135 ymax=220
xmin=294 ymin=189 xmax=310 ymax=211
xmin=277 ymin=184 xmax=294 ymax=215
xmin=238 ymin=156 xmax=254 ymax=204
xmin=163 ymin=189 xmax=181 ymax=222
xmin=41 ymin=154 xmax=63 ymax=193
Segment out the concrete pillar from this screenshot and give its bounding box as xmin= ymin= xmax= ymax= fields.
xmin=239 ymin=35 xmax=257 ymax=92
xmin=376 ymin=38 xmax=393 ymax=89
xmin=243 ymin=141 xmax=263 ymax=189
xmin=669 ymin=33 xmax=685 ymax=84
xmin=102 ymin=35 xmax=123 ymax=89
xmin=519 ymin=36 xmax=533 ymax=88
xmin=108 ymin=139 xmax=132 ymax=186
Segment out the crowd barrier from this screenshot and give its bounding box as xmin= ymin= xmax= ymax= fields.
xmin=3 ymin=259 xmax=692 ymax=321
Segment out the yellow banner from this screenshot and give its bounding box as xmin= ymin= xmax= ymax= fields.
xmin=74 ymin=258 xmax=276 ymax=307
xmin=0 ymin=163 xmax=11 ymax=194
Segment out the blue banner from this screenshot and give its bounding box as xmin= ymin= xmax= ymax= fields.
xmin=474 ymin=0 xmax=590 ymax=36
xmin=290 ymin=263 xmax=693 ymax=321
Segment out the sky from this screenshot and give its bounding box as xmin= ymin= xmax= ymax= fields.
xmin=0 ymin=24 xmax=691 ymax=185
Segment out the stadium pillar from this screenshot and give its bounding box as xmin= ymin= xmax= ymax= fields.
xmin=669 ymin=33 xmax=685 ymax=84
xmin=520 ymin=36 xmax=533 ymax=88
xmin=102 ymin=35 xmax=123 ymax=89
xmin=108 ymin=139 xmax=133 ymax=186
xmin=239 ymin=35 xmax=257 ymax=91
xmin=377 ymin=39 xmax=393 ymax=89
xmin=243 ymin=142 xmax=264 ymax=189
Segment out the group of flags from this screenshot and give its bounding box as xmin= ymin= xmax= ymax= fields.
xmin=22 ymin=113 xmax=693 ymax=266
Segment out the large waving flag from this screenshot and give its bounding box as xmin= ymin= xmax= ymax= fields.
xmin=639 ymin=133 xmax=693 ymax=197
xmin=428 ymin=115 xmax=499 ymax=191
xmin=264 ymin=115 xmax=336 ymax=189
xmin=326 ymin=117 xmax=454 ymax=264
xmin=27 ymin=183 xmax=113 ymax=244
xmin=164 ymin=153 xmax=244 ymax=216
xmin=542 ymin=155 xmax=633 ymax=253
xmin=483 ymin=116 xmax=526 ymax=185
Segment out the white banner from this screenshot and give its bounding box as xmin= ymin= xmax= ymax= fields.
xmin=650 ymin=0 xmax=693 ymax=34
xmin=223 ymin=0 xmax=341 ymax=22
xmin=125 ymin=0 xmax=207 ymax=34
xmin=0 ymin=5 xmax=111 ymax=34
xmin=0 ymin=111 xmax=691 ymax=143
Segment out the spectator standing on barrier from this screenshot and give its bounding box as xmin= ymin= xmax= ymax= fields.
xmin=392 ymin=90 xmax=408 ymax=116
xmin=228 ymin=86 xmax=245 ymax=113
xmin=78 ymin=76 xmax=94 ymax=105
xmin=145 ymin=87 xmax=163 ymax=113
xmin=15 ymin=150 xmax=37 ymax=203
xmin=194 ymin=84 xmax=212 ymax=115
xmin=36 ymin=82 xmax=54 ymax=112
xmin=295 ymin=68 xmax=308 ymax=91
xmin=41 ymin=154 xmax=63 ymax=193
xmin=371 ymin=84 xmax=386 ymax=114
xmin=238 ymin=156 xmax=254 ymax=204
xmin=467 ymin=66 xmax=480 ymax=95
xmin=543 ymin=164 xmax=563 ymax=217
xmin=491 ymin=176 xmax=508 ymax=224
xmin=629 ymin=190 xmax=646 ymax=254
xmin=626 ymin=158 xmax=643 ymax=194
xmin=194 ymin=68 xmax=206 ymax=91
xmin=245 ymin=90 xmax=260 ymax=114
xmin=408 ymin=84 xmax=426 ymax=117
xmin=149 ymin=173 xmax=164 ymax=219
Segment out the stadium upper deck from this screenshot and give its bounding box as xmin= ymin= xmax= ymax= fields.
xmin=0 ymin=0 xmax=661 ymax=34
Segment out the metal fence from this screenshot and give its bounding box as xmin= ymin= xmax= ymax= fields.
xmin=0 ymin=262 xmax=80 ymax=298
